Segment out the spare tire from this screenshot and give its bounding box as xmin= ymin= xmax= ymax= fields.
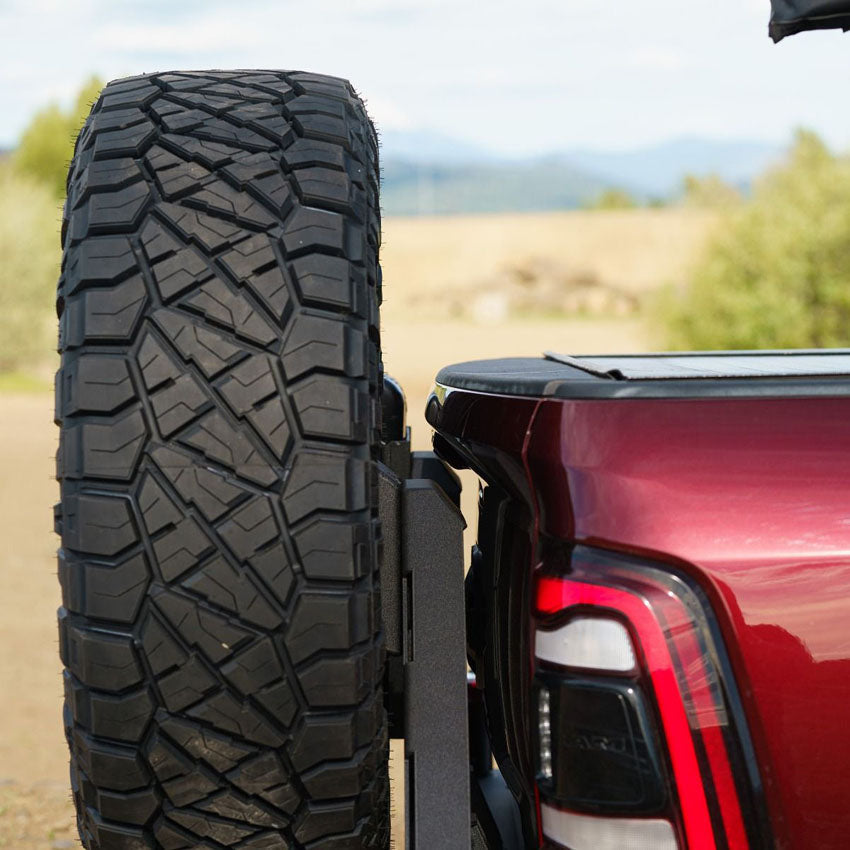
xmin=55 ymin=70 xmax=388 ymax=849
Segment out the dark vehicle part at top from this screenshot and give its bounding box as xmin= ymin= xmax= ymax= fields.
xmin=770 ymin=0 xmax=850 ymax=40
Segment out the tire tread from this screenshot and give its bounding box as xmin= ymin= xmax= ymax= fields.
xmin=57 ymin=69 xmax=387 ymax=850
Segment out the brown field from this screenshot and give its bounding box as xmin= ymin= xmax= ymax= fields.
xmin=0 ymin=209 xmax=713 ymax=847
xmin=381 ymin=208 xmax=716 ymax=312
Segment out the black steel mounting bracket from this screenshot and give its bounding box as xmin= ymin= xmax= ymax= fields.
xmin=379 ymin=428 xmax=471 ymax=849
xmin=379 ymin=374 xmax=523 ymax=850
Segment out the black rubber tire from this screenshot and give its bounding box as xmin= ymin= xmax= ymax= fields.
xmin=55 ymin=70 xmax=388 ymax=850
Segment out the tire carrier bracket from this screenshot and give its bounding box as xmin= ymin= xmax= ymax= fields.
xmin=379 ymin=382 xmax=471 ymax=849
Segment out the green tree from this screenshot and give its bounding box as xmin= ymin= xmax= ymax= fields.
xmin=680 ymin=173 xmax=742 ymax=209
xmin=663 ymin=130 xmax=850 ymax=349
xmin=13 ymin=76 xmax=103 ymax=197
xmin=0 ymin=164 xmax=61 ymax=372
xmin=585 ymin=187 xmax=637 ymax=211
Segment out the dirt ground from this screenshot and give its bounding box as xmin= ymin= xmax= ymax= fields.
xmin=0 ymin=393 xmax=76 ymax=849
xmin=0 ymin=208 xmax=688 ymax=846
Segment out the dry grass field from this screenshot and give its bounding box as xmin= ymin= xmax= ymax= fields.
xmin=0 ymin=209 xmax=713 ymax=847
xmin=381 ymin=208 xmax=716 ymax=318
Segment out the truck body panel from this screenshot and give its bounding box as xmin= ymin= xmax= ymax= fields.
xmin=431 ymin=355 xmax=850 ymax=849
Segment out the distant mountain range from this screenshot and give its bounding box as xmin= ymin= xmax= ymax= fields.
xmin=0 ymin=133 xmax=786 ymax=216
xmin=380 ymin=157 xmax=610 ymax=216
xmin=563 ymin=138 xmax=784 ymax=197
xmin=378 ymin=130 xmax=785 ymax=216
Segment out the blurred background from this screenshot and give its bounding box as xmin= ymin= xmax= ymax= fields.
xmin=3 ymin=0 xmax=850 ymax=845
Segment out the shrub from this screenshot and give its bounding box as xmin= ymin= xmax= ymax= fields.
xmin=680 ymin=174 xmax=742 ymax=209
xmin=586 ymin=188 xmax=638 ymax=211
xmin=13 ymin=76 xmax=102 ymax=198
xmin=664 ymin=130 xmax=850 ymax=349
xmin=0 ymin=165 xmax=61 ymax=372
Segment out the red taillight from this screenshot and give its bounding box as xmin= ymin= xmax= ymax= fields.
xmin=533 ymin=546 xmax=768 ymax=850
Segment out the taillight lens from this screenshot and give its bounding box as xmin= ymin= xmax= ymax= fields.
xmin=533 ymin=546 xmax=768 ymax=850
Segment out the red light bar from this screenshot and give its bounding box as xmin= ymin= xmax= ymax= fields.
xmin=534 ymin=548 xmax=766 ymax=850
xmin=537 ymin=575 xmax=714 ymax=849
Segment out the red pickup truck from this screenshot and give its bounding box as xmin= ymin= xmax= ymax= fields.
xmin=428 ymin=352 xmax=850 ymax=849
xmin=54 ymin=9 xmax=850 ymax=847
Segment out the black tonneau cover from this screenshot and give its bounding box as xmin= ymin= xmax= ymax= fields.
xmin=770 ymin=0 xmax=850 ymax=41
xmin=544 ymin=350 xmax=850 ymax=380
xmin=435 ymin=351 xmax=850 ymax=400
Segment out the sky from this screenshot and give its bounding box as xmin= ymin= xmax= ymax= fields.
xmin=2 ymin=0 xmax=850 ymax=155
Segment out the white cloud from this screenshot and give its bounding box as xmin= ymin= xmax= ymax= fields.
xmin=625 ymin=47 xmax=688 ymax=72
xmin=342 ymin=0 xmax=451 ymax=10
xmin=363 ymin=96 xmax=412 ymax=131
xmin=92 ymin=18 xmax=257 ymax=52
xmin=2 ymin=0 xmax=850 ymax=153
